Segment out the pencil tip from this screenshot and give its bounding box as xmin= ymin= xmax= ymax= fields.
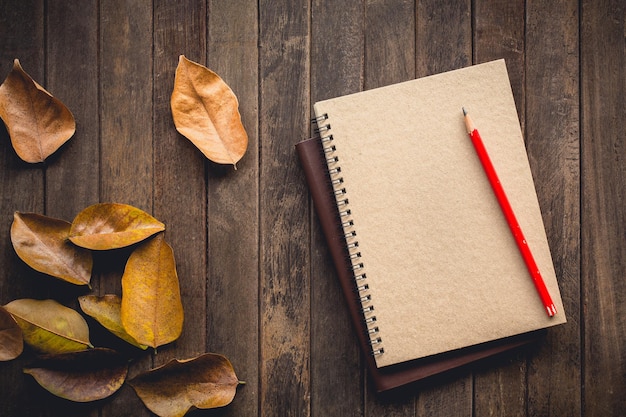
xmin=462 ymin=107 xmax=467 ymax=116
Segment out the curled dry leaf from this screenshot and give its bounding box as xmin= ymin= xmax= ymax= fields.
xmin=78 ymin=294 xmax=147 ymax=349
xmin=171 ymin=55 xmax=248 ymax=168
xmin=0 ymin=305 xmax=23 ymax=361
xmin=0 ymin=59 xmax=75 ymax=163
xmin=69 ymin=203 xmax=165 ymax=250
xmin=129 ymin=353 xmax=241 ymax=417
xmin=11 ymin=212 xmax=93 ymax=286
xmin=121 ymin=233 xmax=183 ymax=348
xmin=23 ymin=348 xmax=128 ymax=402
xmin=4 ymin=299 xmax=91 ymax=354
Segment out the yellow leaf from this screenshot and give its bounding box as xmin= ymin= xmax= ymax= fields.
xmin=11 ymin=212 xmax=93 ymax=286
xmin=78 ymin=294 xmax=147 ymax=349
xmin=69 ymin=203 xmax=165 ymax=250
xmin=0 ymin=59 xmax=75 ymax=163
xmin=129 ymin=353 xmax=241 ymax=417
xmin=0 ymin=305 xmax=23 ymax=361
xmin=4 ymin=299 xmax=91 ymax=354
xmin=121 ymin=233 xmax=183 ymax=348
xmin=24 ymin=348 xmax=128 ymax=402
xmin=170 ymin=55 xmax=248 ymax=168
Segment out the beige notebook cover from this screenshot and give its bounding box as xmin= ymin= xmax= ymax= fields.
xmin=314 ymin=59 xmax=566 ymax=368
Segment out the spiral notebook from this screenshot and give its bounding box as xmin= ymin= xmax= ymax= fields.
xmin=296 ymin=60 xmax=566 ymax=391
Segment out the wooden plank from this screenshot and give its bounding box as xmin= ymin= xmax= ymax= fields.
xmin=416 ymin=0 xmax=472 ymax=76
xmin=525 ymin=0 xmax=581 ymax=415
xmin=415 ymin=377 xmax=473 ymax=416
xmin=205 ymin=1 xmax=259 ymax=416
xmin=472 ymin=1 xmax=528 ymax=415
xmin=98 ymin=1 xmax=153 ymax=416
xmin=0 ymin=0 xmax=45 ymax=296
xmin=152 ymin=0 xmax=207 ymax=364
xmin=45 ymin=1 xmax=99 ymax=219
xmin=43 ymin=4 xmax=100 ymax=416
xmin=415 ymin=1 xmax=473 ymax=414
xmin=99 ymin=0 xmax=153 ymax=212
xmin=0 ymin=3 xmax=45 ymax=416
xmin=259 ymin=1 xmax=312 ymax=416
xmin=362 ymin=0 xmax=414 ymax=413
xmin=310 ymin=0 xmax=365 ymax=415
xmin=364 ymin=0 xmax=415 ymax=90
xmin=581 ymin=1 xmax=626 ymax=415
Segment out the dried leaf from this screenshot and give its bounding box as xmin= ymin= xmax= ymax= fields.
xmin=121 ymin=233 xmax=183 ymax=348
xmin=4 ymin=299 xmax=91 ymax=354
xmin=69 ymin=203 xmax=165 ymax=250
xmin=171 ymin=55 xmax=248 ymax=168
xmin=0 ymin=305 xmax=23 ymax=361
xmin=11 ymin=212 xmax=93 ymax=286
xmin=78 ymin=294 xmax=147 ymax=349
xmin=23 ymin=348 xmax=128 ymax=402
xmin=129 ymin=353 xmax=241 ymax=417
xmin=0 ymin=59 xmax=75 ymax=163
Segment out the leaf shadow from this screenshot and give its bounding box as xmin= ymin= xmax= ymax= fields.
xmin=206 ymin=159 xmax=235 ymax=179
xmin=89 ymin=245 xmax=136 ymax=290
xmin=5 ymin=249 xmax=90 ymax=304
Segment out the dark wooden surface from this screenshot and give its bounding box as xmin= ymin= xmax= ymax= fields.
xmin=0 ymin=1 xmax=623 ymax=416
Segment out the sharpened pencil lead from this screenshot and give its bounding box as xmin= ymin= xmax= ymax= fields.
xmin=462 ymin=107 xmax=468 ymax=116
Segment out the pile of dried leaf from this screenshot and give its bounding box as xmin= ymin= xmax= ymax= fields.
xmin=0 ymin=57 xmax=248 ymax=417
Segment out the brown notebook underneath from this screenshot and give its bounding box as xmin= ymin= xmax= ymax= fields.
xmin=296 ymin=136 xmax=541 ymax=392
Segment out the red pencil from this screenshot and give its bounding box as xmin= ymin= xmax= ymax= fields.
xmin=462 ymin=108 xmax=557 ymax=317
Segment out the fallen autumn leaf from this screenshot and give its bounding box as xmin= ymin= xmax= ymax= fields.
xmin=129 ymin=353 xmax=242 ymax=417
xmin=170 ymin=55 xmax=248 ymax=168
xmin=69 ymin=203 xmax=165 ymax=250
xmin=0 ymin=59 xmax=75 ymax=163
xmin=121 ymin=233 xmax=183 ymax=348
xmin=24 ymin=348 xmax=128 ymax=402
xmin=4 ymin=298 xmax=92 ymax=354
xmin=11 ymin=212 xmax=93 ymax=286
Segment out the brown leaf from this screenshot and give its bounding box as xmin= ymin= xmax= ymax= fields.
xmin=68 ymin=203 xmax=165 ymax=250
xmin=4 ymin=299 xmax=91 ymax=354
xmin=78 ymin=294 xmax=147 ymax=349
xmin=0 ymin=59 xmax=75 ymax=163
xmin=121 ymin=233 xmax=183 ymax=348
xmin=171 ymin=55 xmax=248 ymax=168
xmin=0 ymin=305 xmax=23 ymax=361
xmin=129 ymin=353 xmax=241 ymax=417
xmin=11 ymin=212 xmax=93 ymax=286
xmin=23 ymin=348 xmax=128 ymax=402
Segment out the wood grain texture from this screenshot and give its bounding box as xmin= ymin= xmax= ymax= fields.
xmin=526 ymin=0 xmax=581 ymax=416
xmin=364 ymin=0 xmax=415 ymax=89
xmin=259 ymin=1 xmax=311 ymax=416
xmin=45 ymin=1 xmax=99 ymax=219
xmin=581 ymin=1 xmax=626 ymax=416
xmin=152 ymin=0 xmax=207 ymax=367
xmin=310 ymin=0 xmax=365 ymax=415
xmin=416 ymin=0 xmax=471 ymax=77
xmin=99 ymin=0 xmax=153 ymax=212
xmin=206 ymin=1 xmax=259 ymax=416
xmin=0 ymin=3 xmax=45 ymax=417
xmin=43 ymin=5 xmax=100 ymax=416
xmin=98 ymin=2 xmax=153 ymax=416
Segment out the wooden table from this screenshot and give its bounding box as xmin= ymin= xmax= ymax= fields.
xmin=0 ymin=1 xmax=623 ymax=416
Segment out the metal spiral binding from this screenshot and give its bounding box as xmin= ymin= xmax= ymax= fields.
xmin=314 ymin=113 xmax=384 ymax=357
